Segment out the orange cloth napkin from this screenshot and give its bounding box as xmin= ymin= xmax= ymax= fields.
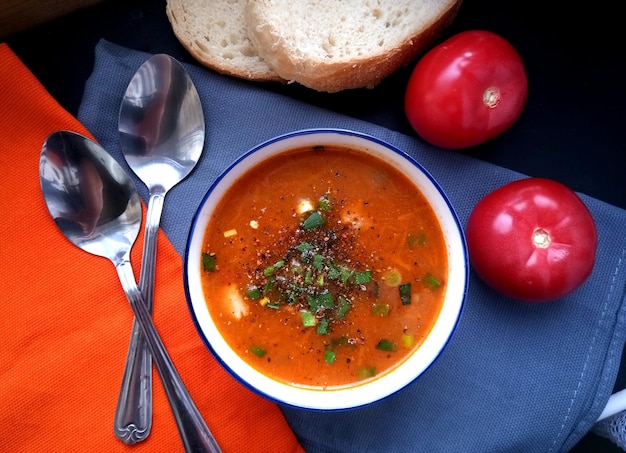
xmin=0 ymin=43 xmax=304 ymax=453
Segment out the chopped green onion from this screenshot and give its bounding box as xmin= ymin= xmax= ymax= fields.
xmin=296 ymin=242 xmax=313 ymax=253
xmin=316 ymin=274 xmax=325 ymax=286
xmin=303 ymin=211 xmax=325 ymax=230
xmin=324 ymin=350 xmax=336 ymax=364
xmin=312 ymin=254 xmax=324 ymax=270
xmin=318 ymin=194 xmax=332 ymax=212
xmin=327 ymin=264 xmax=341 ymax=280
xmin=353 ymin=270 xmax=372 ymax=285
xmin=301 ymin=311 xmax=316 ymax=327
xmin=263 ymin=279 xmax=274 ymax=293
xmin=399 ymin=283 xmax=412 ymax=305
xmin=376 ymin=339 xmax=396 ymax=352
xmin=263 ymin=265 xmax=275 ymax=277
xmin=382 ymin=268 xmax=402 ymax=287
xmin=407 ymin=233 xmax=427 ymax=247
xmin=304 ymin=269 xmax=313 ymax=284
xmin=328 ymin=265 xmax=352 ymax=282
xmin=202 ymin=252 xmax=216 ymax=272
xmin=266 ymin=303 xmax=281 ymax=310
xmin=318 ymin=292 xmax=335 ymax=309
xmin=423 ymin=273 xmax=442 ymax=291
xmin=246 ymin=286 xmax=262 ymax=300
xmin=358 ymin=367 xmax=376 ymax=379
xmin=307 ymin=296 xmax=319 ymax=312
xmin=336 ymin=296 xmax=351 ymax=318
xmin=372 ymin=303 xmax=390 ymax=316
xmin=274 ymin=259 xmax=285 ymax=268
xmin=317 ymin=317 xmax=330 ymax=335
xmin=250 ymin=346 xmax=266 ymax=358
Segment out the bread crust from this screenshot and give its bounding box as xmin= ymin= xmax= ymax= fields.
xmin=166 ymin=0 xmax=283 ymax=82
xmin=246 ymin=0 xmax=462 ymax=92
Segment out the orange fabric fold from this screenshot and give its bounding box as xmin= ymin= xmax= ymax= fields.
xmin=0 ymin=43 xmax=304 ymax=453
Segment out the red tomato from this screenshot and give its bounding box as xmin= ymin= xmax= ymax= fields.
xmin=466 ymin=178 xmax=597 ymax=302
xmin=405 ymin=30 xmax=528 ymax=149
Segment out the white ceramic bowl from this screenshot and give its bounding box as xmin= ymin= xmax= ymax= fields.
xmin=184 ymin=128 xmax=468 ymax=410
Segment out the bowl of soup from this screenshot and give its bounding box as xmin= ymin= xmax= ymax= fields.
xmin=184 ymin=128 xmax=467 ymax=410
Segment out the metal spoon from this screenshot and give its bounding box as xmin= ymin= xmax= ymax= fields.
xmin=39 ymin=130 xmax=220 ymax=453
xmin=116 ymin=54 xmax=205 ymax=443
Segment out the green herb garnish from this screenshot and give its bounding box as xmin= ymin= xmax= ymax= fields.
xmin=301 ymin=311 xmax=316 ymax=327
xmin=383 ymin=268 xmax=402 ymax=287
xmin=250 ymin=346 xmax=266 ymax=358
xmin=318 ymin=292 xmax=335 ymax=309
xmin=302 ymin=211 xmax=325 ymax=230
xmin=399 ymin=283 xmax=412 ymax=305
xmin=358 ymin=367 xmax=376 ymax=379
xmin=336 ymin=296 xmax=351 ymax=318
xmin=307 ymin=296 xmax=319 ymax=312
xmin=263 ymin=265 xmax=275 ymax=277
xmin=296 ymin=242 xmax=314 ymax=253
xmin=318 ymin=195 xmax=332 ymax=212
xmin=407 ymin=233 xmax=427 ymax=247
xmin=317 ymin=317 xmax=330 ymax=335
xmin=372 ymin=303 xmax=390 ymax=316
xmin=353 ymin=270 xmax=372 ymax=285
xmin=376 ymin=339 xmax=396 ymax=352
xmin=246 ymin=286 xmax=262 ymax=300
xmin=202 ymin=252 xmax=216 ymax=272
xmin=312 ymin=253 xmax=325 ymax=270
xmin=423 ymin=273 xmax=442 ymax=291
xmin=244 ymin=193 xmax=380 ymax=337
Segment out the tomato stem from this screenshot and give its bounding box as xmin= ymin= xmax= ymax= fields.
xmin=532 ymin=228 xmax=551 ymax=249
xmin=483 ymin=86 xmax=501 ymax=108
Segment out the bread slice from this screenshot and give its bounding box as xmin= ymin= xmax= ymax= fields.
xmin=245 ymin=0 xmax=462 ymax=92
xmin=165 ymin=0 xmax=283 ymax=82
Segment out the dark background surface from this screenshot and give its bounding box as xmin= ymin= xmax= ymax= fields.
xmin=4 ymin=0 xmax=625 ymax=450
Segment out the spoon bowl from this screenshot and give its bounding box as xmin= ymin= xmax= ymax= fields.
xmin=118 ymin=53 xmax=205 ymax=193
xmin=115 ymin=54 xmax=205 ymax=443
xmin=40 ymin=130 xmax=220 ymax=453
xmin=39 ymin=130 xmax=141 ymax=262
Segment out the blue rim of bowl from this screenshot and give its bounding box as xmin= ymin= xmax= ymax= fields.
xmin=183 ymin=127 xmax=469 ymax=411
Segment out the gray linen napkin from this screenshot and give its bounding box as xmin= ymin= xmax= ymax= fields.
xmin=78 ymin=40 xmax=626 ymax=452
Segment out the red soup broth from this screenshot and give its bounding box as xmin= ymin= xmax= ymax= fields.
xmin=200 ymin=144 xmax=447 ymax=388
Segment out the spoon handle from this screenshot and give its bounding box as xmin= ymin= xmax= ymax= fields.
xmin=113 ymin=322 xmax=152 ymax=443
xmin=114 ymin=193 xmax=164 ymax=443
xmin=116 ymin=259 xmax=222 ymax=453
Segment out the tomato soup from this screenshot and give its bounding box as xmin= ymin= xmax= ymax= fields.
xmin=200 ymin=145 xmax=447 ymax=388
